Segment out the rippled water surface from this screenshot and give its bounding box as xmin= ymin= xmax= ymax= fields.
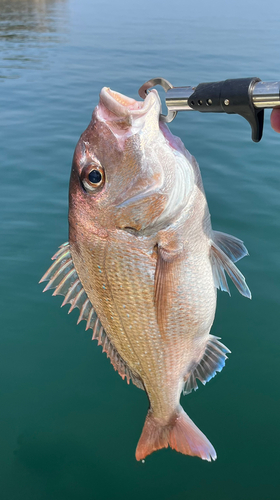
xmin=1 ymin=1 xmax=280 ymax=499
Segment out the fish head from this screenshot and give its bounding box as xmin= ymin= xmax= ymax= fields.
xmin=69 ymin=87 xmax=194 ymax=241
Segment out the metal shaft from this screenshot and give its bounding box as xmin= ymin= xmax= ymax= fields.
xmin=251 ymin=81 xmax=280 ymax=108
xmin=165 ymin=86 xmax=195 ymax=111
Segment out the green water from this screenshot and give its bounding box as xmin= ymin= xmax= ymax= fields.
xmin=1 ymin=0 xmax=280 ymax=498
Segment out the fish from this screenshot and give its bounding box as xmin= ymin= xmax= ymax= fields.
xmin=40 ymin=86 xmax=251 ymax=462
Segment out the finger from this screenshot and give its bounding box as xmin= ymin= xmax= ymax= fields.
xmin=270 ymin=108 xmax=280 ymax=133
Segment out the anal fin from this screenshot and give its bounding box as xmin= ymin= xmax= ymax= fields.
xmin=183 ymin=335 xmax=231 ymax=395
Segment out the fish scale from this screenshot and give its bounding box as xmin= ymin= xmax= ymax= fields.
xmin=104 ymin=237 xmax=166 ymax=401
xmin=86 ymin=232 xmax=176 ymax=413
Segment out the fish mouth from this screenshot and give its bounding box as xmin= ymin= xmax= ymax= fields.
xmin=99 ymin=87 xmax=160 ymax=120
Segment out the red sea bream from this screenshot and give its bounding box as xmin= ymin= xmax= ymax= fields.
xmin=40 ymin=87 xmax=251 ymax=461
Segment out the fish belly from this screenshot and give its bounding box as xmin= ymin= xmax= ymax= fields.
xmin=70 ymin=227 xmax=216 ymax=421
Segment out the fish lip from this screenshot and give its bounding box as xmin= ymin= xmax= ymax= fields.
xmin=99 ymin=87 xmax=159 ymax=119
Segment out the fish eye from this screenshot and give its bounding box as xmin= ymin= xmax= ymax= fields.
xmin=81 ymin=164 xmax=105 ymax=193
xmin=88 ymin=170 xmax=102 ymax=184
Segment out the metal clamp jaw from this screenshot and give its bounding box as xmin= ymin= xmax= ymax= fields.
xmin=138 ymin=77 xmax=178 ymax=123
xmin=139 ymin=77 xmax=280 ymax=142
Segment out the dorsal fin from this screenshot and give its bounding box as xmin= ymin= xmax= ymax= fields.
xmin=40 ymin=242 xmax=144 ymax=390
xmin=183 ymin=335 xmax=231 ymax=395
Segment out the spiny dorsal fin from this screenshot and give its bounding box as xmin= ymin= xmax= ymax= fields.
xmin=40 ymin=242 xmax=144 ymax=390
xmin=183 ymin=335 xmax=231 ymax=395
xmin=210 ymin=237 xmax=251 ymax=298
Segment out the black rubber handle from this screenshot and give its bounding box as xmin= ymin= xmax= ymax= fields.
xmin=188 ymin=77 xmax=264 ymax=142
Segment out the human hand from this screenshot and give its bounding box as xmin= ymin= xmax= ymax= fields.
xmin=270 ymin=108 xmax=280 ymax=133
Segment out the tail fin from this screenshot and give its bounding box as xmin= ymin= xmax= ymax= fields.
xmin=136 ymin=406 xmax=216 ymax=462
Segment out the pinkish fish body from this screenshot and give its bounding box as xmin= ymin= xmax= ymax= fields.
xmin=40 ymin=87 xmax=250 ymax=461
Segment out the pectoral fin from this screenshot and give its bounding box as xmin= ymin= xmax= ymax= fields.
xmin=154 ymin=244 xmax=182 ymax=337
